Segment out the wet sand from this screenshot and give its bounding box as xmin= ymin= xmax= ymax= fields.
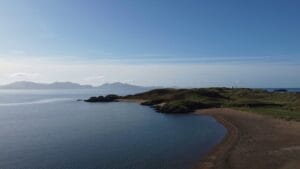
xmin=195 ymin=108 xmax=300 ymax=169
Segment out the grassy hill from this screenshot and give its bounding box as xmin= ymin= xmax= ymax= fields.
xmin=124 ymin=88 xmax=300 ymax=121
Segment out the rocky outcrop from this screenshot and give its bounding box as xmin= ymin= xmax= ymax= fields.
xmin=84 ymin=94 xmax=120 ymax=102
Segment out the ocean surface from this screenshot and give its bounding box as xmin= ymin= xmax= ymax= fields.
xmin=0 ymin=89 xmax=226 ymax=169
xmin=264 ymin=88 xmax=300 ymax=92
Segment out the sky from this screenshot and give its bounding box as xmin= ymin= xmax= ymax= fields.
xmin=0 ymin=0 xmax=299 ymax=87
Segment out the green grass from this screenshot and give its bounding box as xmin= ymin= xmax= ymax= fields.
xmin=236 ymin=107 xmax=300 ymax=121
xmin=124 ymin=88 xmax=300 ymax=121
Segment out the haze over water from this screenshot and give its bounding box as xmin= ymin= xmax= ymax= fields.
xmin=0 ymin=89 xmax=226 ymax=169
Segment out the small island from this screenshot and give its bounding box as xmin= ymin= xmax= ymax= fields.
xmin=273 ymin=88 xmax=288 ymax=92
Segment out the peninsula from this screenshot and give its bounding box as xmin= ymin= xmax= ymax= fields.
xmin=86 ymin=88 xmax=300 ymax=169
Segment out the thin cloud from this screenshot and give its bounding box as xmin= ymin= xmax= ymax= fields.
xmin=84 ymin=75 xmax=105 ymax=81
xmin=9 ymin=72 xmax=40 ymax=78
xmin=78 ymin=55 xmax=294 ymax=65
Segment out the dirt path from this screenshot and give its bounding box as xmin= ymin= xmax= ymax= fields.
xmin=195 ymin=108 xmax=300 ymax=169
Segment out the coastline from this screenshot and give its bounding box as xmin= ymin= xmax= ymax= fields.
xmin=119 ymin=99 xmax=300 ymax=169
xmin=195 ymin=108 xmax=300 ymax=169
xmin=117 ymin=98 xmax=146 ymax=104
xmin=193 ymin=109 xmax=238 ymax=169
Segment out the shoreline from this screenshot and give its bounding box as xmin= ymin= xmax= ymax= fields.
xmin=119 ymin=99 xmax=300 ymax=169
xmin=194 ymin=108 xmax=300 ymax=169
xmin=118 ymin=99 xmax=300 ymax=169
xmin=193 ymin=110 xmax=239 ymax=169
xmin=117 ymin=98 xmax=146 ymax=104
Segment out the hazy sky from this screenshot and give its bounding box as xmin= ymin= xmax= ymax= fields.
xmin=0 ymin=0 xmax=299 ymax=87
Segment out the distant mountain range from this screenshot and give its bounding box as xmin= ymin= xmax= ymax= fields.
xmin=0 ymin=81 xmax=156 ymax=93
xmin=0 ymin=81 xmax=93 ymax=89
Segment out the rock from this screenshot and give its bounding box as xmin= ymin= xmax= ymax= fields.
xmin=274 ymin=89 xmax=287 ymax=92
xmin=84 ymin=94 xmax=120 ymax=102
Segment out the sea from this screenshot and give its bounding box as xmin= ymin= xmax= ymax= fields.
xmin=0 ymin=89 xmax=226 ymax=169
xmin=264 ymin=88 xmax=300 ymax=93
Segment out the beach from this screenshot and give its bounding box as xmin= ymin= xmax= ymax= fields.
xmin=120 ymin=97 xmax=300 ymax=169
xmin=195 ymin=108 xmax=300 ymax=169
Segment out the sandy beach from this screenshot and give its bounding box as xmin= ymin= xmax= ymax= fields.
xmin=195 ymin=108 xmax=300 ymax=169
xmin=119 ymin=99 xmax=300 ymax=169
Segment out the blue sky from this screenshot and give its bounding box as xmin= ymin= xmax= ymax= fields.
xmin=0 ymin=0 xmax=299 ymax=87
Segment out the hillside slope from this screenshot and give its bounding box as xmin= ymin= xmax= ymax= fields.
xmin=124 ymin=88 xmax=300 ymax=121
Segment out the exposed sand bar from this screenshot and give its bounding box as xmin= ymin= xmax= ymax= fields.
xmin=195 ymin=108 xmax=300 ymax=169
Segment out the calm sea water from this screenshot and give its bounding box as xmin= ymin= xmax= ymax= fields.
xmin=264 ymin=88 xmax=300 ymax=92
xmin=0 ymin=89 xmax=226 ymax=169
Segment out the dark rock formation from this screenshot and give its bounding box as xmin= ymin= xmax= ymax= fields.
xmin=84 ymin=94 xmax=120 ymax=102
xmin=274 ymin=89 xmax=288 ymax=92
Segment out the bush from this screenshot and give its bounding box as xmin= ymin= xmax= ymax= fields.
xmin=85 ymin=94 xmax=120 ymax=102
xmin=141 ymin=99 xmax=164 ymax=106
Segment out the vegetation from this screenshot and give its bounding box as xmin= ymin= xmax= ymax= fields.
xmin=123 ymin=88 xmax=300 ymax=121
xmin=85 ymin=94 xmax=120 ymax=102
